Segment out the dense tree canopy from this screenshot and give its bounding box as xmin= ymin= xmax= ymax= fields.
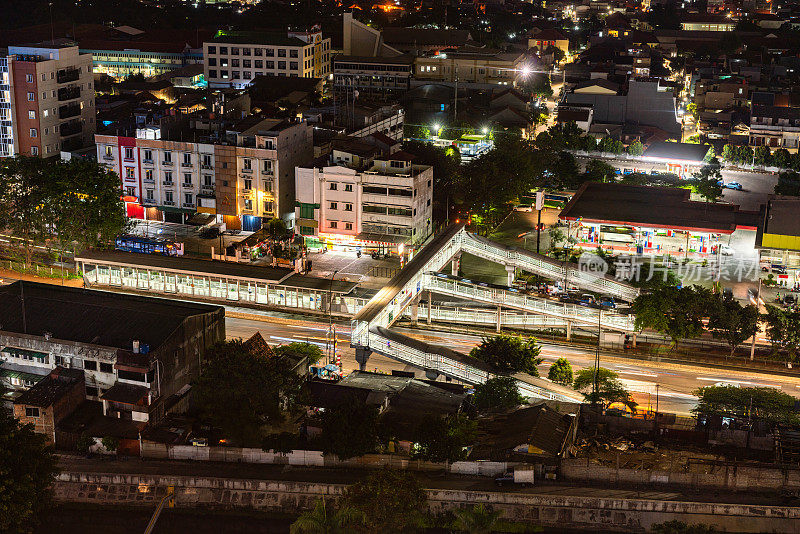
xmin=693 ymin=385 xmax=800 ymax=425
xmin=195 ymin=340 xmax=306 ymax=446
xmin=344 ymin=469 xmax=427 ymax=533
xmin=0 ymin=156 xmax=128 ymax=265
xmin=573 ymin=367 xmax=636 ymax=409
xmin=633 ymin=285 xmax=715 ymax=347
xmin=548 ymin=358 xmax=574 ymax=386
xmin=707 ymin=297 xmax=759 ymax=356
xmin=0 ymin=412 xmax=59 ymax=533
xmin=319 ymin=396 xmax=380 ymax=460
xmin=410 ymin=414 xmax=476 ymax=462
xmin=469 ymin=334 xmax=543 ymax=376
xmin=472 ymin=376 xmax=526 ymax=412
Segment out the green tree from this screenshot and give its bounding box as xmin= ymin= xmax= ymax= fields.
xmin=651 ymin=520 xmax=716 ymax=534
xmin=262 ymin=431 xmax=302 ymax=454
xmin=583 ymin=159 xmax=616 ymax=184
xmin=632 ymin=285 xmax=715 ymax=348
xmin=774 ymin=171 xmax=800 ymax=196
xmin=707 ymin=297 xmax=759 ymax=357
xmin=76 ymin=433 xmax=94 ymax=453
xmin=404 ymin=123 xmax=430 ymax=139
xmin=573 ymin=367 xmax=636 ymax=409
xmin=469 ymin=334 xmax=543 ymax=375
xmin=597 ymin=136 xmax=623 ymax=154
xmin=290 ymin=498 xmax=366 ymax=534
xmin=344 ymin=469 xmax=427 ymax=533
xmin=735 ymin=145 xmax=753 ymax=165
xmin=690 ymin=157 xmax=723 ymax=202
xmin=693 ymin=385 xmax=800 ymax=426
xmin=686 ymin=102 xmax=699 ymax=121
xmin=319 ymin=396 xmax=379 ymax=459
xmin=0 ymin=412 xmax=59 ymax=533
xmin=753 ymin=145 xmax=772 ymax=167
xmin=195 ymin=340 xmax=305 ymax=446
xmin=267 ymin=217 xmax=287 ymax=239
xmin=452 ymin=503 xmax=527 ymax=533
xmin=762 ymin=305 xmax=800 ymax=360
xmin=273 ymin=341 xmax=323 ymax=365
xmin=101 ymin=435 xmax=119 ymax=453
xmin=720 ymin=144 xmax=736 ymax=163
xmin=410 ymin=414 xmax=476 ymax=462
xmin=472 ymin=376 xmax=526 ymax=412
xmin=627 ymin=140 xmax=645 ymax=156
xmin=547 ymin=358 xmax=573 ymax=386
xmin=773 ymin=148 xmax=792 ymax=169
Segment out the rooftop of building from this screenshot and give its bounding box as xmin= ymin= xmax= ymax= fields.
xmin=758 ymin=198 xmax=800 ymax=241
xmin=559 ymin=182 xmax=755 ymax=234
xmin=14 ymin=367 xmax=84 ymax=408
xmin=381 ymin=27 xmax=472 ymax=47
xmin=641 ymin=141 xmax=711 ymax=163
xmin=530 ymin=29 xmax=568 ymax=41
xmin=209 ymin=30 xmax=308 ymax=47
xmin=334 ymin=54 xmax=416 ymax=65
xmin=0 ymin=281 xmax=222 ymax=352
xmin=680 ymin=13 xmax=736 ymax=24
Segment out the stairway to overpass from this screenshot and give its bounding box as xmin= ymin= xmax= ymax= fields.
xmin=351 ymin=224 xmax=640 ymax=400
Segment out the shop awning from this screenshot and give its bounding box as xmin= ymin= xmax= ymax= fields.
xmin=0 ymin=368 xmax=46 ymax=383
xmin=158 ymin=206 xmax=195 ymax=215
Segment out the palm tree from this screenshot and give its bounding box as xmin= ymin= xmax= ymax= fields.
xmin=452 ymin=504 xmax=530 ymax=534
xmin=290 ymin=498 xmax=365 ymax=534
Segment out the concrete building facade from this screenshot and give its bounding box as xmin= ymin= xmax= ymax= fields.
xmin=1 ymin=42 xmax=95 ymax=157
xmin=204 ymin=29 xmax=331 ymax=89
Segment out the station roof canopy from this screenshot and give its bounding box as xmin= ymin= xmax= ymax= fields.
xmin=559 ymin=182 xmax=757 ymax=234
xmin=756 ymin=198 xmax=800 ymax=251
xmin=641 ymin=141 xmax=711 ymax=164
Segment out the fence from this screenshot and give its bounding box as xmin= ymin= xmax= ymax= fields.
xmin=140 ymin=441 xmax=508 ymax=475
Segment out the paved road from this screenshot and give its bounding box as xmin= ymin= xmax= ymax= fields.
xmin=225 ymin=312 xmax=800 ymax=417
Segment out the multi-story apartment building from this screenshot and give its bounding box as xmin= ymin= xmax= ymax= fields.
xmin=295 ymin=140 xmax=433 ymax=251
xmin=96 ymin=116 xmax=313 ymax=230
xmin=1 ymin=41 xmax=95 ymax=157
xmin=333 ymin=54 xmax=414 ymax=103
xmin=414 ymin=48 xmax=528 ymax=87
xmin=749 ymin=105 xmax=800 ymax=149
xmin=203 ymin=28 xmax=332 ymax=89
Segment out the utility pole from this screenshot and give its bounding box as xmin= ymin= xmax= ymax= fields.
xmin=593 ymin=309 xmax=602 ymax=405
xmin=327 ymin=269 xmax=339 ymax=365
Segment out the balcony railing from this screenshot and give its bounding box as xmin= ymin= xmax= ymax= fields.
xmin=57 ymin=68 xmax=80 ymax=84
xmin=143 ymin=197 xmax=157 ymax=205
xmin=181 ymin=162 xmax=193 ymax=168
xmin=57 ymin=86 xmax=81 ymax=101
xmin=262 ymin=169 xmax=274 ymax=175
xmin=162 ymin=180 xmax=174 ymax=186
xmin=59 ymin=121 xmax=82 ymax=138
xmin=161 ymin=160 xmax=173 ymax=166
xmin=102 ymin=154 xmax=114 ymax=161
xmin=241 ymin=168 xmax=253 ymax=174
xmin=142 ymin=158 xmax=154 ymax=165
xmin=201 ymin=164 xmax=213 ymax=170
xmin=201 ymin=185 xmax=215 ymax=194
xmin=58 ymin=104 xmax=81 ymax=120
xmin=182 ymin=202 xmax=196 ymax=208
xmin=163 ymin=200 xmax=175 ymax=206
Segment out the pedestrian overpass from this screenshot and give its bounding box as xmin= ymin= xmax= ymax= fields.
xmin=351 ymin=224 xmax=640 ymax=400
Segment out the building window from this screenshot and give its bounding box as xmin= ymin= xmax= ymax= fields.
xmin=329 ymin=201 xmax=338 ymax=210
xmin=183 ymin=173 xmax=192 ymax=185
xmin=345 ymin=222 xmax=353 ymax=230
xmin=28 ymin=110 xmax=35 ymax=120
xmin=27 ymin=92 xmax=34 ymax=102
xmin=231 ymin=47 xmax=239 ymax=55
xmin=183 ymin=152 xmax=191 ymax=165
xmin=163 ymin=151 xmax=172 ymax=162
xmin=278 ymin=61 xmax=286 ymax=70
xmin=243 ymin=60 xmax=251 ymax=68
xmin=232 ymin=59 xmax=240 ymax=68
xmin=144 ymin=169 xmax=153 ymax=181
xmin=278 ymin=49 xmax=286 ymax=57
xmin=125 ymin=168 xmax=135 ymax=181
xmin=144 ymin=149 xmax=153 ymax=161
xmin=344 ymin=203 xmax=353 ymax=211
xmin=25 ymin=407 xmax=40 ymax=418
xmin=204 ymin=175 xmax=213 ymax=186
xmin=31 ymin=147 xmax=38 ymax=155
xmin=266 ymin=61 xmax=275 ymax=69
xmin=344 ymin=183 xmax=353 ymax=192
xmin=255 ymin=60 xmax=263 ymax=69
xmin=330 ymin=221 xmax=338 ymax=229
xmin=146 ymin=189 xmax=154 ymax=200
xmin=299 ymin=203 xmax=315 ymax=219
xmin=164 ymin=171 xmax=173 ymax=183
xmin=184 ymin=193 xmax=193 ymax=205
xmin=244 ymin=179 xmax=252 ymax=190
xmin=84 ymin=360 xmax=97 ymax=371
xmin=266 ymin=48 xmax=274 ymax=57
xmin=329 ymin=183 xmax=337 ymax=191
xmin=243 ymin=158 xmax=252 ymax=170
xmin=263 ymin=200 xmax=273 ymax=213
xmin=244 ymin=199 xmax=253 ymax=210
xmin=124 ymin=147 xmax=134 ymax=160
xmin=219 ymin=46 xmax=228 ymax=55
xmin=254 ymin=48 xmax=263 ymax=56
xmin=208 ymin=45 xmax=216 ymax=54
xmin=290 ymin=62 xmax=298 ymax=70
xmin=30 ymin=128 xmax=37 ymax=138
xmin=208 ymin=57 xmax=217 ymax=67
xmin=202 ymin=154 xmax=212 ymax=167
xmin=165 ymin=191 xmax=174 ymax=203
xmin=100 ymin=362 xmax=113 ymax=374
xmin=290 ymin=49 xmax=298 ymax=58
xmin=209 ymin=69 xmax=217 ymax=78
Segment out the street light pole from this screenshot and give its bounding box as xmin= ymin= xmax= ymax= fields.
xmin=328 ymin=269 xmax=339 ymax=365
xmin=750 ymin=276 xmax=762 ymax=361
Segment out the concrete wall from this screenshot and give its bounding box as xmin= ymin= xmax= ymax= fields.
xmin=53 ymin=472 xmax=800 ymax=533
xmin=561 ymin=458 xmax=800 ymax=492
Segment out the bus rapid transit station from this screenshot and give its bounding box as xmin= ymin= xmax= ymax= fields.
xmin=559 ymin=182 xmax=759 ymax=257
xmin=79 ymin=225 xmax=640 ymax=400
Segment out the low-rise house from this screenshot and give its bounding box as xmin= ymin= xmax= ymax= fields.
xmin=13 ymin=367 xmax=85 ymax=445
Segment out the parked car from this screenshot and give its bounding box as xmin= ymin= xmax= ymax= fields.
xmin=718 ymin=244 xmax=734 ymax=256
xmin=494 ymin=468 xmax=535 ymax=487
xmin=559 ymin=291 xmax=580 ymax=304
xmin=579 ymin=294 xmax=597 ymax=308
xmin=724 ymin=182 xmax=743 ymax=191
